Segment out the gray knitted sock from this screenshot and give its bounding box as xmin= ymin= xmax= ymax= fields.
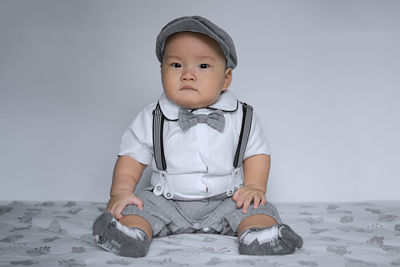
xmin=92 ymin=212 xmax=150 ymax=257
xmin=238 ymin=224 xmax=303 ymax=255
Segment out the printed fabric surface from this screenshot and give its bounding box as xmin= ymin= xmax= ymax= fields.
xmin=0 ymin=200 xmax=399 ymax=267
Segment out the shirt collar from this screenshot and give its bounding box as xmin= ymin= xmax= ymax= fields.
xmin=158 ymin=90 xmax=239 ymax=120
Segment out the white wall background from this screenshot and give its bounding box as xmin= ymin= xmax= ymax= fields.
xmin=1 ymin=0 xmax=399 ymax=203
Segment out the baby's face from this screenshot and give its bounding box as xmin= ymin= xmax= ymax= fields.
xmin=161 ymin=32 xmax=232 ymax=109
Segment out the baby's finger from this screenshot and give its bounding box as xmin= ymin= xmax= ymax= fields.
xmin=235 ymin=195 xmax=244 ymax=209
xmin=122 ymin=197 xmax=144 ymax=212
xmin=261 ymin=195 xmax=267 ymax=206
xmin=232 ymin=188 xmax=242 ymax=202
xmin=106 ymin=200 xmax=114 ymax=212
xmin=134 ymin=197 xmax=144 ymax=210
xmin=114 ymin=204 xmax=125 ymax=220
xmin=106 ymin=205 xmax=112 ymax=213
xmin=253 ymin=195 xmax=261 ymax=209
xmin=106 ymin=201 xmax=117 ymax=215
xmin=242 ymin=197 xmax=252 ymax=214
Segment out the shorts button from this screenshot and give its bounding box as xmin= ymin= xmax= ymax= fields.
xmin=156 ymin=186 xmax=161 ymax=191
xmin=202 ymin=227 xmax=210 ymax=232
xmin=166 ymin=193 xmax=171 ymax=198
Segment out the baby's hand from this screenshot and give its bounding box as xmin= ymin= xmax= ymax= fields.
xmin=232 ymin=185 xmax=266 ymax=214
xmin=106 ymin=191 xmax=143 ymax=220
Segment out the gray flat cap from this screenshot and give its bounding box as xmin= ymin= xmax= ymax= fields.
xmin=156 ymin=16 xmax=237 ymax=69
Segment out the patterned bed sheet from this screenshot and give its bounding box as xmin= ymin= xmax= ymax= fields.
xmin=0 ymin=200 xmax=399 ymax=267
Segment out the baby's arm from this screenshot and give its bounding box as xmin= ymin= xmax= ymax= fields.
xmin=106 ymin=155 xmax=147 ymax=220
xmin=232 ymin=154 xmax=271 ymax=213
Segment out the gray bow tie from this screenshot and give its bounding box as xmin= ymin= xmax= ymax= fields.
xmin=178 ymin=108 xmax=225 ymax=132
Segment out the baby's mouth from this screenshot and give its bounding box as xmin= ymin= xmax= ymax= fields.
xmin=180 ymin=85 xmax=197 ymax=91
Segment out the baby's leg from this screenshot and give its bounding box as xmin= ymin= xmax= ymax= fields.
xmin=119 ymin=214 xmax=153 ymax=240
xmin=238 ymin=214 xmax=303 ymax=255
xmin=238 ymin=214 xmax=277 ymax=236
xmin=92 ymin=212 xmax=152 ymax=257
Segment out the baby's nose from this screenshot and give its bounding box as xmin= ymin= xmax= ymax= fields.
xmin=181 ymin=68 xmax=196 ymax=81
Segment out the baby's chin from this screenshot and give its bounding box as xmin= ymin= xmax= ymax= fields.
xmin=178 ymin=102 xmax=207 ymax=110
xmin=176 ymin=99 xmax=217 ymax=110
xmin=174 ymin=96 xmax=217 ymax=110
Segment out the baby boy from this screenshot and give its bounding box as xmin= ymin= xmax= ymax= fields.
xmin=93 ymin=16 xmax=303 ymax=257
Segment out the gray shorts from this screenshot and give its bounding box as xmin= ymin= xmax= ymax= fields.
xmin=122 ymin=189 xmax=282 ymax=237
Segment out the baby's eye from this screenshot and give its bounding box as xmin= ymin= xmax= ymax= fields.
xmin=171 ymin=63 xmax=182 ymax=68
xmin=199 ymin=64 xmax=209 ymax=69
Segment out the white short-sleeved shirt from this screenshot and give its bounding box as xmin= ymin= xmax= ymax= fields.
xmin=119 ymin=90 xmax=271 ymax=200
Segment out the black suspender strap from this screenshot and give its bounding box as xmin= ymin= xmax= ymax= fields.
xmin=152 ymin=102 xmax=253 ymax=171
xmin=152 ymin=104 xmax=167 ymax=171
xmin=233 ymin=103 xmax=253 ymax=168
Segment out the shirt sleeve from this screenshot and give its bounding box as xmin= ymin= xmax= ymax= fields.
xmin=118 ymin=106 xmax=154 ymax=165
xmin=244 ymin=110 xmax=271 ymax=159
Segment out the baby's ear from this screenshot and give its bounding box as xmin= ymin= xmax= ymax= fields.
xmin=222 ymin=68 xmax=233 ymax=91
